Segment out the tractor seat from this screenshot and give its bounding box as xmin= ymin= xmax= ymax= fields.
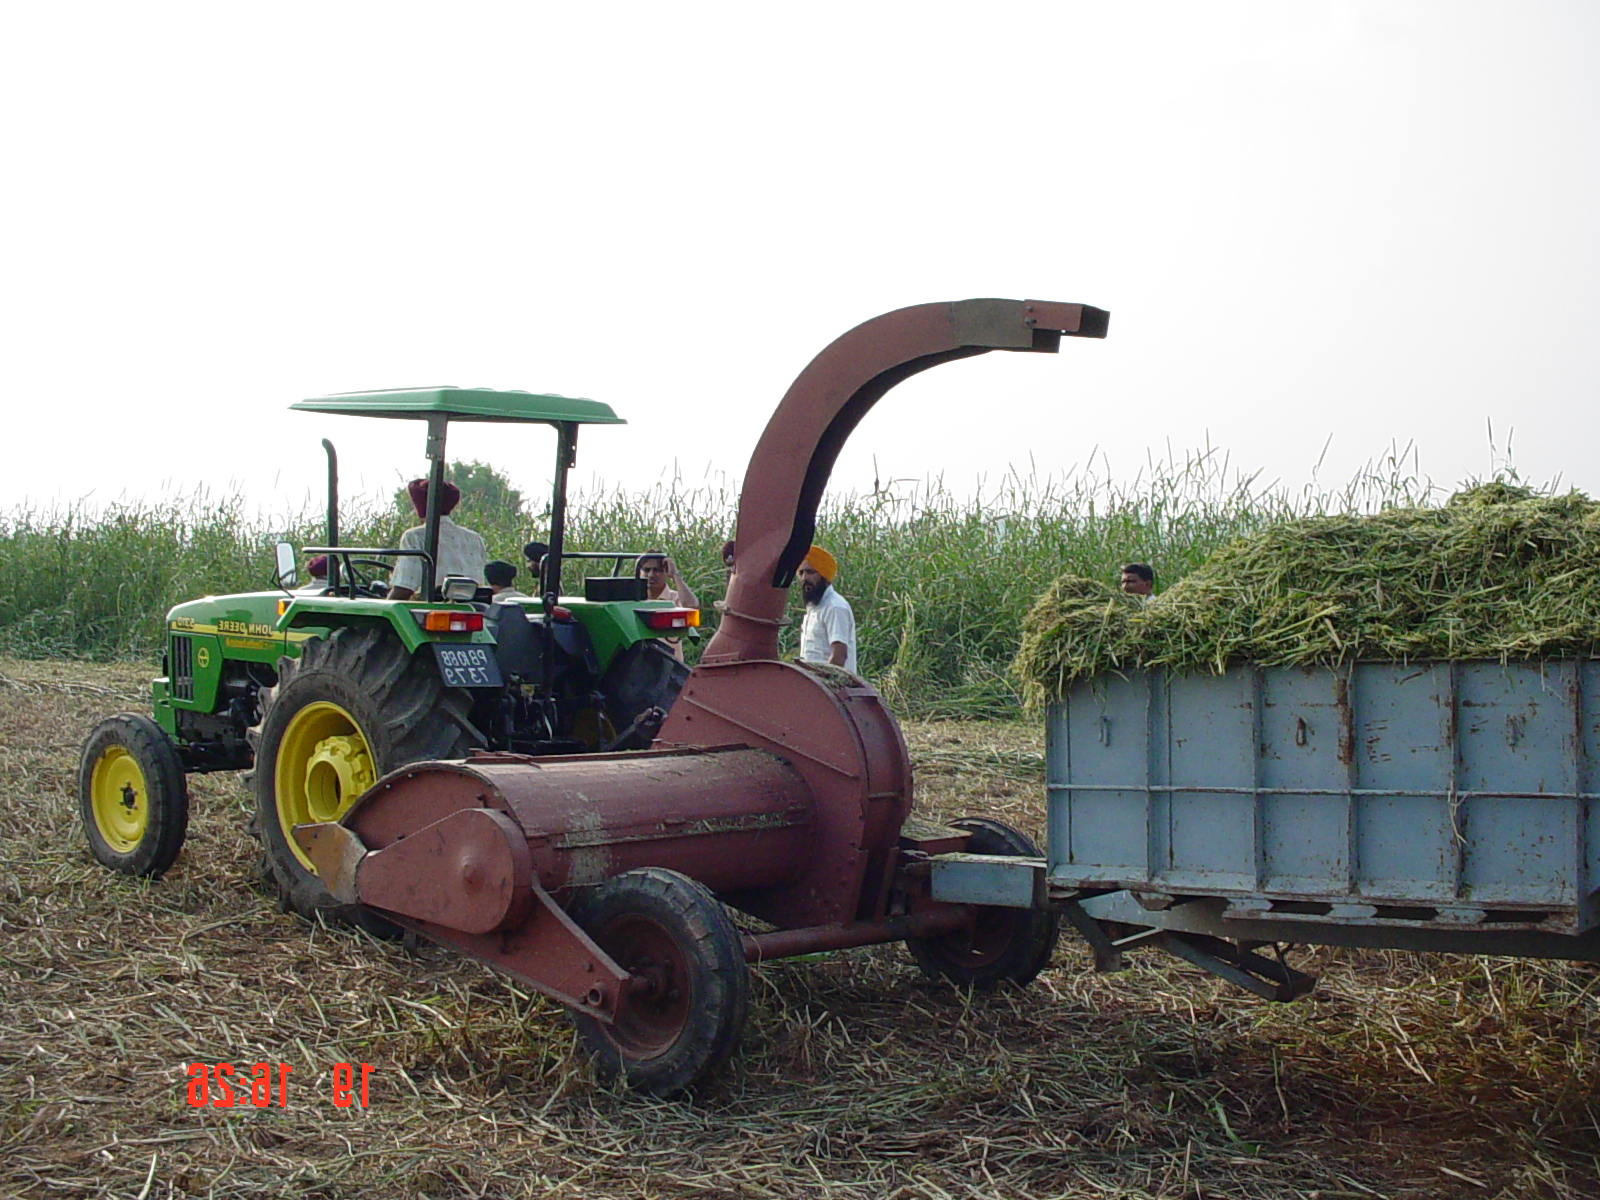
xmin=487 ymin=602 xmax=544 ymax=680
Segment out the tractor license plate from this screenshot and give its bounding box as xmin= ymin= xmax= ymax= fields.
xmin=431 ymin=644 xmax=504 ymax=688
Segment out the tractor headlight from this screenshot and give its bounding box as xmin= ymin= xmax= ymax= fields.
xmin=441 ymin=575 xmax=479 ymax=602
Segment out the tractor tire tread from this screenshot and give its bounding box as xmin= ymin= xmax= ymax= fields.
xmin=906 ymin=817 xmax=1060 ymax=990
xmin=248 ymin=626 xmax=481 ymax=930
xmin=567 ymin=867 xmax=749 ymax=1097
xmin=79 ymin=712 xmax=190 ymax=879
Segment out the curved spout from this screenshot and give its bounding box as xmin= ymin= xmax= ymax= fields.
xmin=704 ymin=298 xmax=1109 ymax=665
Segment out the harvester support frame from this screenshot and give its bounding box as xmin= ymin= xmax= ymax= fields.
xmin=707 ymin=298 xmax=1108 ymax=665
xmin=295 ymin=299 xmax=1111 ymax=1093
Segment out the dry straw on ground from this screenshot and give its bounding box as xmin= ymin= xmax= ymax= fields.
xmin=1 ymin=656 xmax=1596 ymax=1199
xmin=1016 ymin=483 xmax=1600 ymax=706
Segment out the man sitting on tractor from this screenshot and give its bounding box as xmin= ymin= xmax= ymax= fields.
xmin=485 ymin=559 xmax=531 ymax=601
xmin=387 ymin=479 xmax=489 ymax=600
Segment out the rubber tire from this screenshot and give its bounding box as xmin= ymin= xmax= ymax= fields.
xmin=79 ymin=713 xmax=189 ymax=878
xmin=598 ymin=639 xmax=690 ymax=748
xmin=567 ymin=868 xmax=749 ymax=1097
xmin=906 ymin=817 xmax=1060 ymax=989
xmin=247 ymin=626 xmax=480 ymax=928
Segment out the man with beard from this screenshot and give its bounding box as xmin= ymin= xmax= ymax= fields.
xmin=796 ymin=545 xmax=856 ymax=673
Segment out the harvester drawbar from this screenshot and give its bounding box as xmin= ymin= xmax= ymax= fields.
xmin=289 ymin=299 xmax=1109 ymax=1092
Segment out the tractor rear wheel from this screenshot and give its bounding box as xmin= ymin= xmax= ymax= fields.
xmin=567 ymin=867 xmax=749 ymax=1096
xmin=906 ymin=817 xmax=1059 ymax=989
xmin=598 ymin=640 xmax=690 ymax=749
xmin=247 ymin=626 xmax=480 ymax=928
xmin=79 ymin=713 xmax=189 ymax=878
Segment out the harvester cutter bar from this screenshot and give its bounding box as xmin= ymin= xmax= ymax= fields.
xmin=294 ymin=818 xmax=632 ymax=1022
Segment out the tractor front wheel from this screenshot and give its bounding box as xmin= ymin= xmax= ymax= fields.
xmin=79 ymin=713 xmax=189 ymax=878
xmin=248 ymin=626 xmax=479 ymax=928
xmin=567 ymin=868 xmax=749 ymax=1096
xmin=906 ymin=817 xmax=1060 ymax=989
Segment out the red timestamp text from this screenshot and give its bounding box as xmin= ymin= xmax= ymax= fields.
xmin=185 ymin=1062 xmax=374 ymax=1108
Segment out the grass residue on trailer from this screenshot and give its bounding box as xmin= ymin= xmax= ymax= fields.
xmin=1016 ymin=482 xmax=1600 ymax=706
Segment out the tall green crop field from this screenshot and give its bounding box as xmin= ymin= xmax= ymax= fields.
xmin=0 ymin=449 xmax=1446 ymax=715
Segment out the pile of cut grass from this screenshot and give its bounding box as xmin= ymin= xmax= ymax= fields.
xmin=1016 ymin=482 xmax=1600 ymax=705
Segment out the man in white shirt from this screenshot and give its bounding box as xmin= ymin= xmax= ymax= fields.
xmin=387 ymin=479 xmax=489 ymax=600
xmin=638 ymin=554 xmax=700 ymax=611
xmin=1119 ymin=562 xmax=1155 ymax=599
xmin=485 ymin=560 xmax=531 ymax=601
xmin=797 ymin=545 xmax=856 ymax=673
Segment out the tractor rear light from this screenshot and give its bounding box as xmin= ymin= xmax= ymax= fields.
xmin=637 ymin=607 xmax=701 ymax=631
xmin=413 ymin=609 xmax=485 ymax=633
xmin=552 ymin=605 xmax=574 ymax=621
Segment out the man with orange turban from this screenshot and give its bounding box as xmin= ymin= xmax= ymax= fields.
xmin=797 ymin=545 xmax=856 ymax=673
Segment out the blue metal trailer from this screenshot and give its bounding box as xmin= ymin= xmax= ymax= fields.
xmin=930 ymin=660 xmax=1600 ymax=998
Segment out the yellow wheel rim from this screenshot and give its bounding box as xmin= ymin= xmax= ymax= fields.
xmin=274 ymin=701 xmax=377 ymax=870
xmin=90 ymin=746 xmax=150 ymax=854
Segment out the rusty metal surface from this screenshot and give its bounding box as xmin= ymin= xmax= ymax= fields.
xmin=706 ymin=298 xmax=1108 ymax=666
xmin=355 ymin=807 xmax=534 ymax=934
xmin=390 ymin=886 xmax=635 ymax=1021
xmin=302 ymin=299 xmax=1119 ymax=1037
xmin=293 ymin=820 xmax=365 ymax=904
xmin=345 ymin=745 xmax=815 ymax=898
xmin=297 ymin=812 xmax=632 ymax=1019
xmin=656 ymin=659 xmax=913 ymax=928
xmin=742 ymin=906 xmax=973 ymax=962
xmin=898 ymin=813 xmax=970 ymax=855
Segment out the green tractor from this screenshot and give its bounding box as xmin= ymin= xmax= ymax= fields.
xmin=78 ymin=388 xmax=697 ymax=924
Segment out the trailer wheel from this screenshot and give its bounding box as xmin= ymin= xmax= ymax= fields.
xmin=567 ymin=867 xmax=749 ymax=1096
xmin=906 ymin=817 xmax=1059 ymax=989
xmin=79 ymin=713 xmax=189 ymax=878
xmin=247 ymin=626 xmax=479 ymax=929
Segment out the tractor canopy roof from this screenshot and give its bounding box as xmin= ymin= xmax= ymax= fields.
xmin=292 ymin=387 xmax=624 ymax=425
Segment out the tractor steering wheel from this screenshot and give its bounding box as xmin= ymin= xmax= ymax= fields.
xmin=344 ymin=558 xmax=395 ymax=598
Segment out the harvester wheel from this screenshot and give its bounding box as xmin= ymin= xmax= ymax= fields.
xmin=79 ymin=713 xmax=189 ymax=878
xmin=906 ymin=817 xmax=1059 ymax=990
xmin=567 ymin=867 xmax=749 ymax=1097
xmin=247 ymin=626 xmax=480 ymax=929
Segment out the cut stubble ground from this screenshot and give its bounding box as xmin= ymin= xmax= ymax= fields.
xmin=1 ymin=657 xmax=1595 ymax=1199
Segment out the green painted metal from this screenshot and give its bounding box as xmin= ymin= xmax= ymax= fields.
xmin=156 ymin=580 xmax=676 ymax=760
xmin=279 ymin=596 xmax=493 ymax=655
xmin=151 ymin=678 xmax=175 ymax=737
xmin=291 ymin=387 xmax=625 ymax=425
xmin=564 ymin=599 xmax=690 ymax=668
xmin=165 ymin=594 xmax=305 ymax=718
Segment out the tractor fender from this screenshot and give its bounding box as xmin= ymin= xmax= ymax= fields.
xmin=278 ymin=597 xmax=494 ymax=656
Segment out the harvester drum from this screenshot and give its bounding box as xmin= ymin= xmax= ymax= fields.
xmin=296 ymin=298 xmax=1111 ymax=1092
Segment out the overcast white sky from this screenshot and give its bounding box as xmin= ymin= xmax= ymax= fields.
xmin=3 ymin=2 xmax=1596 ymax=520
